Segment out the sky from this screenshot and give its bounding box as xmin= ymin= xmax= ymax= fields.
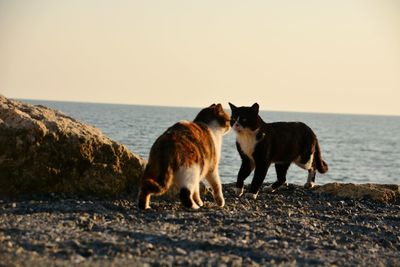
xmin=0 ymin=0 xmax=399 ymax=116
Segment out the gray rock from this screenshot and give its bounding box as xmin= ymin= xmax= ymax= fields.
xmin=315 ymin=183 xmax=400 ymax=203
xmin=0 ymin=95 xmax=146 ymax=196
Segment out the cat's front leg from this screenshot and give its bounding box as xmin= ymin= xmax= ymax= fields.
xmin=265 ymin=163 xmax=290 ymax=192
xmin=206 ymin=171 xmax=225 ymax=207
xmin=246 ymin=162 xmax=270 ymax=200
xmin=236 ymin=157 xmax=254 ymax=197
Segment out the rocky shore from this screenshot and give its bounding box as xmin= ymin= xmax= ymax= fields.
xmin=0 ymin=95 xmax=145 ymax=197
xmin=1 ymin=183 xmax=399 ymax=266
xmin=1 ymin=96 xmax=399 ymax=266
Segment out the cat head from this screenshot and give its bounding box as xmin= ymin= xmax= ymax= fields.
xmin=194 ymin=104 xmax=231 ymax=134
xmin=229 ymin=103 xmax=260 ymax=133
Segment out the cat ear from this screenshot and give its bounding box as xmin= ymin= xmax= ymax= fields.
xmin=214 ymin=103 xmax=223 ymax=113
xmin=228 ymin=102 xmax=237 ymax=111
xmin=251 ymin=103 xmax=259 ymax=114
xmin=209 ymin=104 xmax=216 ymax=108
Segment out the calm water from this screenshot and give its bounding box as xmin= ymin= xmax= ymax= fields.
xmin=26 ymin=100 xmax=400 ymax=185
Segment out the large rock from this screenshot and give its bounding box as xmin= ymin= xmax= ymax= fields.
xmin=315 ymin=183 xmax=400 ymax=203
xmin=0 ymin=95 xmax=146 ymax=197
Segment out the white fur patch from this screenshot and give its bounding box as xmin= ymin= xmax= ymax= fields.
xmin=208 ymin=121 xmax=223 ymax=164
xmin=175 ymin=165 xmax=201 ymax=190
xmin=234 ymin=121 xmax=259 ymax=163
xmin=294 ymin=154 xmax=314 ymax=170
xmin=209 ymin=120 xmax=230 ymax=136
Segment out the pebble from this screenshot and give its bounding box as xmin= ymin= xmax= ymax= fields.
xmin=175 ymin=247 xmax=187 ymax=255
xmin=0 ymin=183 xmax=398 ymax=267
xmin=146 ymin=243 xmax=155 ymax=250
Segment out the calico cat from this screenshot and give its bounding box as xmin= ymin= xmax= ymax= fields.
xmin=138 ymin=104 xmax=231 ymax=209
xmin=229 ymin=103 xmax=328 ymax=199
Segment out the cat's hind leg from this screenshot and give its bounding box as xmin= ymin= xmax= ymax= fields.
xmin=138 ymin=179 xmax=163 ymax=210
xmin=193 ymin=182 xmax=204 ymax=207
xmin=138 ymin=189 xmax=151 ymax=210
xmin=294 ymin=154 xmax=316 ymax=189
xmin=179 ymin=188 xmax=199 ymax=209
xmin=266 ymin=163 xmax=290 ymax=193
xmin=138 ymin=165 xmax=174 ymax=210
xmin=206 ymin=171 xmax=225 ymax=207
xmin=176 ymin=166 xmax=201 ymax=209
xmin=304 ymin=169 xmax=316 ymax=189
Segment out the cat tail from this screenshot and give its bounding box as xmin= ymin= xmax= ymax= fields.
xmin=314 ymin=139 xmax=328 ymax=174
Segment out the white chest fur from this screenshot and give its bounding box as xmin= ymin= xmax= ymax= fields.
xmin=236 ymin=130 xmax=258 ymax=162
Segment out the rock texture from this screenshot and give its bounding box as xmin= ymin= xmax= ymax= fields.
xmin=0 ymin=95 xmax=146 ymax=196
xmin=315 ymin=183 xmax=400 ymax=203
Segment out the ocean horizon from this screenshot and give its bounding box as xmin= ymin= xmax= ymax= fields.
xmin=18 ymin=98 xmax=400 ymax=118
xmin=22 ymin=98 xmax=400 ymax=186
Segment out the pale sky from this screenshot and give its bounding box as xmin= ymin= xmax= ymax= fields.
xmin=1 ymin=0 xmax=399 ymax=115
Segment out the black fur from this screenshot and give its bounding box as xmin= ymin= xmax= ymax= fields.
xmin=180 ymin=187 xmax=193 ymax=208
xmin=229 ymin=103 xmax=328 ymax=196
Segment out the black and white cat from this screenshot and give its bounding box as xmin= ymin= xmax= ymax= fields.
xmin=229 ymin=103 xmax=328 ymax=199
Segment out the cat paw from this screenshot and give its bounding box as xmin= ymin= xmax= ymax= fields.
xmin=265 ymin=184 xmax=276 ymax=193
xmin=195 ymin=199 xmax=204 ymax=207
xmin=265 ymin=182 xmax=288 ymax=193
xmin=138 ymin=204 xmax=151 ymax=210
xmin=191 ymin=203 xmax=201 ymax=209
xmin=138 ymin=199 xmax=151 ymax=210
xmin=304 ymin=182 xmax=315 ymax=189
xmin=245 ymin=192 xmax=258 ymax=200
xmin=215 ymin=196 xmax=225 ymax=207
xmin=235 ymin=187 xmax=244 ymax=197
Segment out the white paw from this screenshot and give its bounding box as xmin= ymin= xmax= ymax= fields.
xmin=217 ymin=198 xmax=225 ymax=208
xmin=235 ymin=187 xmax=244 ymax=197
xmin=304 ymin=182 xmax=315 ymax=189
xmin=197 ymin=200 xmax=204 ymax=207
xmin=191 ymin=203 xmax=200 ymax=209
xmin=245 ymin=192 xmax=258 ymax=200
xmin=215 ymin=195 xmax=225 ymax=207
xmin=265 ymin=184 xmax=275 ymax=192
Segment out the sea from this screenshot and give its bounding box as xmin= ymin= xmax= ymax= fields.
xmin=25 ymin=100 xmax=400 ymax=185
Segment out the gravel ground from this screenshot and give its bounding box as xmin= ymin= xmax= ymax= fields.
xmin=1 ymin=183 xmax=399 ymax=266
